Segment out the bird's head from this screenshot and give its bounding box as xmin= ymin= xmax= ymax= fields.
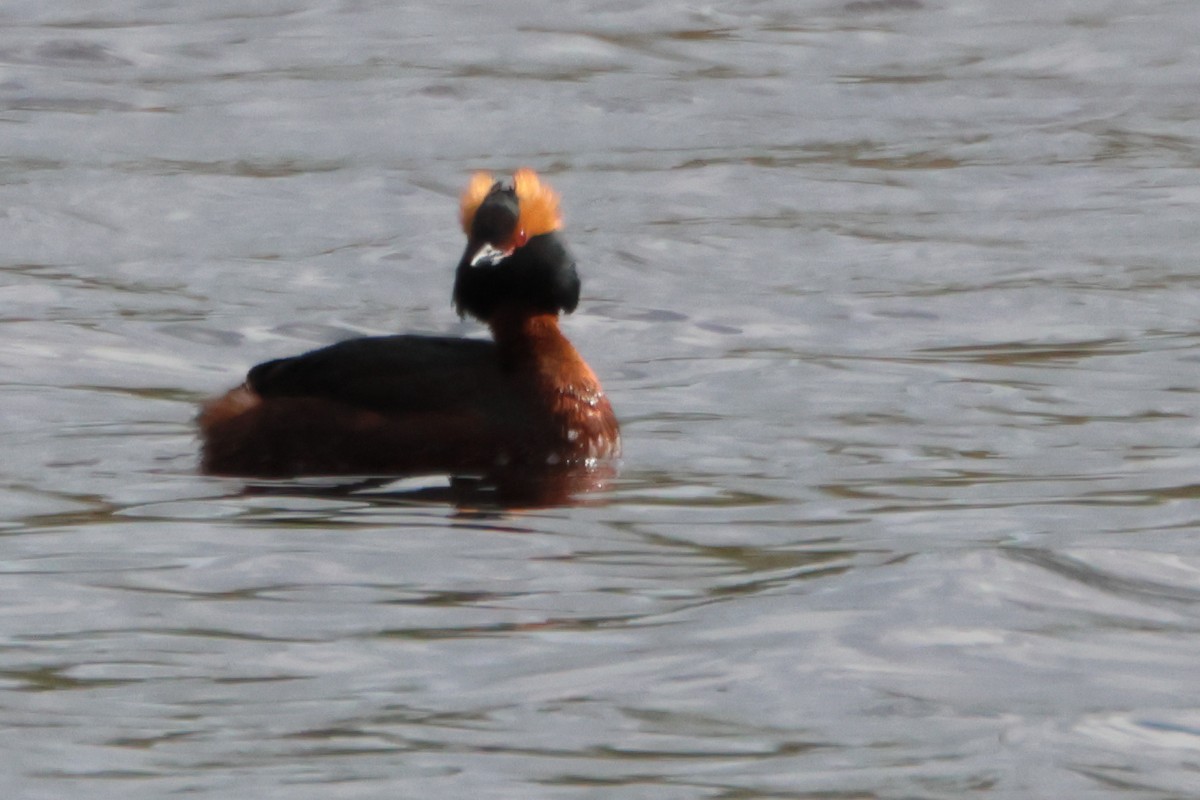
xmin=453 ymin=169 xmax=580 ymax=322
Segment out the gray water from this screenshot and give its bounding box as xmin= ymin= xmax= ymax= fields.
xmin=4 ymin=1 xmax=1200 ymax=797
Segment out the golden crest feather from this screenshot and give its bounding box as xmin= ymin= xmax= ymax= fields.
xmin=458 ymin=171 xmax=495 ymax=235
xmin=512 ymin=168 xmax=563 ymax=239
xmin=458 ymin=168 xmax=563 ymax=240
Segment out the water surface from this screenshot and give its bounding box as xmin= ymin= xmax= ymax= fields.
xmin=4 ymin=1 xmax=1200 ymax=798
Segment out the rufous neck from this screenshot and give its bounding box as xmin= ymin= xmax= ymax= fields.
xmin=486 ymin=309 xmax=578 ymax=369
xmin=487 ymin=309 xmax=562 ymax=342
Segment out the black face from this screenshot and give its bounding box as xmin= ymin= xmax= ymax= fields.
xmin=469 ymin=183 xmax=520 ymax=244
xmin=452 ymin=184 xmax=581 ymax=322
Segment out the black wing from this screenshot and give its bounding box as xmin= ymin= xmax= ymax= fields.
xmin=247 ymin=335 xmax=504 ymax=414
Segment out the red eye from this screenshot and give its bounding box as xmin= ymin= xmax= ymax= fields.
xmin=513 ymin=228 xmax=529 ymax=249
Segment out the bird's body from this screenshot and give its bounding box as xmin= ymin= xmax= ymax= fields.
xmin=198 ymin=169 xmax=619 ymax=482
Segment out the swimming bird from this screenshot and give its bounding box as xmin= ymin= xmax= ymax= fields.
xmin=198 ymin=169 xmax=620 ymax=485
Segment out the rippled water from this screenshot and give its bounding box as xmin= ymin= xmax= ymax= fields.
xmin=5 ymin=1 xmax=1200 ymax=797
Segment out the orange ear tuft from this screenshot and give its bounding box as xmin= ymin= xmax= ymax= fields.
xmin=512 ymin=168 xmax=563 ymax=238
xmin=459 ymin=171 xmax=495 ymax=234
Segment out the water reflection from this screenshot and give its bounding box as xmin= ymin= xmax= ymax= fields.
xmin=235 ymin=463 xmax=620 ymax=511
